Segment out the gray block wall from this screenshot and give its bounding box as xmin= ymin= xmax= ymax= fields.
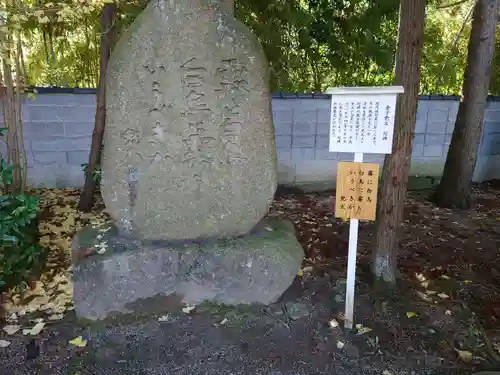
xmin=1 ymin=91 xmax=500 ymax=190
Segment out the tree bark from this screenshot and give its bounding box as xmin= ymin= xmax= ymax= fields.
xmin=433 ymin=0 xmax=500 ymax=209
xmin=371 ymin=0 xmax=427 ymax=284
xmin=79 ymin=4 xmax=117 ymax=212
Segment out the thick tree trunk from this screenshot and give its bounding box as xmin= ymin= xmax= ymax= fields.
xmin=79 ymin=4 xmax=117 ymax=212
xmin=371 ymin=0 xmax=427 ymax=284
xmin=433 ymin=0 xmax=500 ymax=209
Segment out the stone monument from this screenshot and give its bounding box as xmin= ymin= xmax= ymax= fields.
xmin=72 ymin=0 xmax=304 ymax=320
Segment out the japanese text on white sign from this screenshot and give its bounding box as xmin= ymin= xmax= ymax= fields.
xmin=327 ymin=87 xmax=403 ymax=154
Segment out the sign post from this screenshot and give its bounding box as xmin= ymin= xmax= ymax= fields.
xmin=326 ymin=86 xmax=404 ymax=330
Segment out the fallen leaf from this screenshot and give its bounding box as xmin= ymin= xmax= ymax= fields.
xmin=3 ymin=325 xmax=20 ymax=335
xmin=416 ymin=291 xmax=432 ymax=302
xmin=383 ymin=371 xmax=393 ymax=375
xmin=336 ymin=341 xmax=345 ymax=349
xmin=69 ymin=336 xmax=87 ymax=347
xmin=445 ymin=310 xmax=452 ymax=316
xmin=220 ymin=318 xmax=228 ymax=325
xmin=455 ymin=348 xmax=473 ymax=363
xmin=0 ymin=340 xmax=11 ymax=348
xmin=297 ymin=269 xmax=304 ymax=277
xmin=437 ymin=293 xmax=450 ymax=299
xmin=420 ymin=281 xmax=430 ymax=289
xmin=48 ymin=313 xmax=64 ymax=321
xmin=28 ymin=322 xmax=46 ymax=336
xmin=328 ymin=318 xmax=339 ymax=328
xmin=415 ymin=273 xmax=426 ymax=282
xmin=426 ymin=290 xmax=437 ymax=295
xmin=181 ymin=305 xmax=196 ymax=314
xmin=8 ymin=313 xmax=18 ymax=321
xmin=406 ymin=311 xmax=418 ymax=318
xmin=356 ymin=324 xmax=372 ymax=335
xmin=440 ymin=275 xmax=451 ymax=280
xmin=464 ymin=280 xmax=473 ymax=284
xmin=157 ymin=314 xmax=170 ymax=322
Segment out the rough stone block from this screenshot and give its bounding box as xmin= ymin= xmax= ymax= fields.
xmin=484 ymin=109 xmax=500 ymax=122
xmin=292 ymin=135 xmax=315 ymax=148
xmin=446 ymin=121 xmax=455 ymax=134
xmin=316 ymin=122 xmax=330 ymax=135
xmin=291 ymin=148 xmax=315 ymax=161
xmin=25 ymin=122 xmax=63 ymax=139
xmin=317 ymin=109 xmax=330 ymax=124
xmin=67 ymin=150 xmax=90 ymax=165
xmin=64 ymin=122 xmax=94 ymax=137
xmin=277 ymin=162 xmax=296 ymax=184
xmin=315 ymin=134 xmax=329 ymax=149
xmin=424 ymin=133 xmax=445 ymax=145
xmin=428 ymin=108 xmax=449 ymax=123
xmin=275 ymin=135 xmax=292 ymax=148
xmin=33 ymin=151 xmax=67 ymax=165
xmin=412 ymin=144 xmax=424 ymax=157
xmin=423 ymin=145 xmax=444 ymax=157
xmin=29 ymin=106 xmax=94 ymax=123
xmin=292 ymin=122 xmax=316 ymax=135
xmin=274 ymin=121 xmax=292 ymax=135
xmin=272 ymin=109 xmax=293 ymax=124
xmin=425 ymin=121 xmax=447 ymax=134
xmin=293 ymin=110 xmax=316 ymax=125
xmin=314 ymin=149 xmax=336 ymax=160
xmin=416 ymin=103 xmax=429 ymax=122
xmin=32 ymin=137 xmax=91 ymax=152
xmin=415 ymin=119 xmax=427 ymax=133
xmin=72 ymin=218 xmax=305 ymax=320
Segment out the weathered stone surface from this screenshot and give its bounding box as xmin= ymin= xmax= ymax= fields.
xmin=72 ymin=218 xmax=304 ymax=321
xmin=102 ymin=0 xmax=277 ymax=241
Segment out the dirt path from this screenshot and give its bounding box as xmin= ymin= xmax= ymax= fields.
xmin=0 ymin=276 xmax=476 ymax=375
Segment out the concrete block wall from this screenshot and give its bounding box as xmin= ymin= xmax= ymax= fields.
xmin=1 ymin=88 xmax=500 ymax=190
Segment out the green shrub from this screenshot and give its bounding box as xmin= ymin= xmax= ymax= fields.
xmin=81 ymin=162 xmax=102 ymax=186
xmin=0 ymin=128 xmax=43 ymax=290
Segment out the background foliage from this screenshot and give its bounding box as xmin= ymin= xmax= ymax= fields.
xmin=2 ymin=0 xmax=500 ymax=94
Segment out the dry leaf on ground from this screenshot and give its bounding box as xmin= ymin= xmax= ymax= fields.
xmin=455 ymin=349 xmax=473 ymax=363
xmin=416 ymin=291 xmax=432 ymax=302
xmin=0 ymin=340 xmax=11 ymax=348
xmin=3 ymin=325 xmax=20 ymax=335
xmin=356 ymin=324 xmax=372 ymax=335
xmin=69 ymin=336 xmax=87 ymax=347
xmin=328 ymin=318 xmax=339 ymax=328
xmin=28 ymin=322 xmax=45 ymax=335
xmin=157 ymin=315 xmax=170 ymax=322
xmin=181 ymin=305 xmax=196 ymax=314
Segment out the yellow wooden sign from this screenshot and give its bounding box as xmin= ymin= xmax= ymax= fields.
xmin=335 ymin=161 xmax=380 ymax=221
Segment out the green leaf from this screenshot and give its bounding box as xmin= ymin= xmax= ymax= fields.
xmin=1 ymin=234 xmax=19 ymax=243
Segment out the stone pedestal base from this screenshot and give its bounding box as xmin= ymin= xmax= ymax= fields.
xmin=71 ymin=218 xmax=304 ymax=320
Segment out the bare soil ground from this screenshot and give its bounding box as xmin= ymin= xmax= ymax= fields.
xmin=1 ymin=183 xmax=500 ymax=374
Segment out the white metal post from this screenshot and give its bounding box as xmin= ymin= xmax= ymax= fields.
xmin=344 ymin=151 xmax=364 ymax=330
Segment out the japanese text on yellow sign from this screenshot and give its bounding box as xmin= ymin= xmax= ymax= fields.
xmin=335 ymin=162 xmax=379 ymax=220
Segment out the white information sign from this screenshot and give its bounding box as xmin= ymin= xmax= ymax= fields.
xmin=325 ymin=85 xmax=404 ymax=331
xmin=327 ymin=86 xmax=404 ymax=154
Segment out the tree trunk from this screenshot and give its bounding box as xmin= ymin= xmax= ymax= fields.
xmin=433 ymin=0 xmax=500 ymax=209
xmin=1 ymin=23 xmax=23 ymax=193
xmin=371 ymin=0 xmax=427 ymax=284
xmin=79 ymin=3 xmax=118 ymax=212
